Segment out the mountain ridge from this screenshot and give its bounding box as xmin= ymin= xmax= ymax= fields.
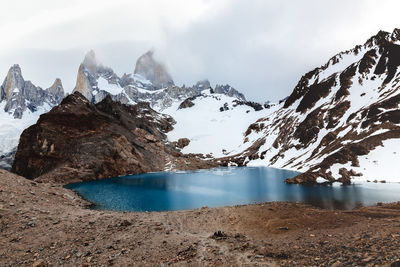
xmin=230 ymin=28 xmax=400 ymax=184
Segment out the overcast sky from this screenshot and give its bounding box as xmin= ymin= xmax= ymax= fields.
xmin=1 ymin=0 xmax=400 ymax=102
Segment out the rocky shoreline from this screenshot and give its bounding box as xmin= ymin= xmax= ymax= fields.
xmin=1 ymin=169 xmax=400 ymax=266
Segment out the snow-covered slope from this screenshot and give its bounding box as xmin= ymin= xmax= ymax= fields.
xmin=164 ymin=90 xmax=279 ymax=157
xmin=234 ymin=29 xmax=400 ymax=184
xmin=0 ymin=66 xmax=65 ymax=169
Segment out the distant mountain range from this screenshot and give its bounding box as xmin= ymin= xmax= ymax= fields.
xmin=0 ymin=49 xmax=262 ymax=169
xmin=72 ymin=49 xmax=247 ymax=110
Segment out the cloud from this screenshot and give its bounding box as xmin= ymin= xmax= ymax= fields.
xmin=0 ymin=0 xmax=399 ymax=101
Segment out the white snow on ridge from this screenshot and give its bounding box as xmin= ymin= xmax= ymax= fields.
xmin=97 ymin=77 xmax=123 ymax=95
xmin=317 ymin=49 xmax=365 ymax=82
xmin=164 ymin=93 xmax=279 ymax=158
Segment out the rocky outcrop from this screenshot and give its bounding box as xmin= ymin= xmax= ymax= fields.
xmin=177 ymin=138 xmax=190 ymax=149
xmin=12 ymin=92 xmax=217 ymax=183
xmin=214 ymin=84 xmax=246 ymax=101
xmin=229 ymin=29 xmax=400 ymax=184
xmin=134 ymin=50 xmax=174 ymax=89
xmin=178 ymin=97 xmax=196 ymax=109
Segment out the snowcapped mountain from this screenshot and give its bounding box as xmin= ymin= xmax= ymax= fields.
xmin=71 ymin=49 xmax=271 ymax=158
xmin=0 ymin=65 xmax=65 ymax=169
xmin=232 ymin=29 xmax=400 ymax=184
xmin=72 ymin=50 xmax=248 ymax=111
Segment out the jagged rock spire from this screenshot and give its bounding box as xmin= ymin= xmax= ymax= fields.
xmin=47 ymin=78 xmax=65 ymax=103
xmin=73 ymin=50 xmax=96 ymax=101
xmin=134 ymin=50 xmax=174 ymax=89
xmin=1 ymin=64 xmax=25 ymax=101
xmin=82 ymin=49 xmax=98 ymax=73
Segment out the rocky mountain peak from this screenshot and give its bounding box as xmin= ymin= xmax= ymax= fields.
xmin=0 ymin=64 xmax=65 ymax=119
xmin=47 ymin=78 xmax=65 ymax=103
xmin=1 ymin=64 xmax=24 ymax=101
xmin=134 ymin=50 xmax=174 ymax=89
xmin=82 ymin=49 xmax=98 ymax=73
xmin=74 ymin=64 xmax=93 ymax=101
xmin=365 ymin=30 xmax=391 ymax=47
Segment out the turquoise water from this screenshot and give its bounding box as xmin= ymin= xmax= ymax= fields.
xmin=65 ymin=167 xmax=400 ymax=211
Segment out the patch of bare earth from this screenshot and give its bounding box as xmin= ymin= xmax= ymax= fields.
xmin=1 ymin=169 xmax=400 ymax=266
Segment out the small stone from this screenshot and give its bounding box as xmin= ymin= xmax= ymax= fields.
xmin=31 ymin=259 xmax=47 ymax=267
xmin=9 ymin=202 xmax=15 ymax=206
xmin=362 ymin=256 xmax=374 ymax=263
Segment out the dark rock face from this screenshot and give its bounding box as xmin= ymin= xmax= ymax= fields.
xmin=214 ymin=84 xmax=246 ymax=101
xmin=232 ymin=100 xmax=263 ymax=111
xmin=12 ymin=92 xmax=217 ymax=184
xmin=178 ymin=97 xmax=196 ymax=109
xmin=177 ymin=138 xmax=190 ymax=149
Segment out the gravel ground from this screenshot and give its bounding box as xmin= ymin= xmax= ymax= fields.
xmin=1 ymin=169 xmax=400 ymax=266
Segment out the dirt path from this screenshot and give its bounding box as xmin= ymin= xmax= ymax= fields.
xmin=1 ymin=169 xmax=400 ymax=266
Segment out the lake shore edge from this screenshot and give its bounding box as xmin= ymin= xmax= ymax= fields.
xmin=1 ymin=169 xmax=400 ymax=266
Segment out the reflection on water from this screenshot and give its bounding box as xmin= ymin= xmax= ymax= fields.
xmin=65 ymin=167 xmax=400 ymax=212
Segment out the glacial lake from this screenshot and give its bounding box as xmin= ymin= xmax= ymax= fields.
xmin=65 ymin=167 xmax=400 ymax=211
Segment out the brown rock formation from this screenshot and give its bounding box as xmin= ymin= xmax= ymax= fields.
xmin=177 ymin=138 xmax=190 ymax=149
xmin=73 ymin=63 xmax=93 ymax=100
xmin=11 ymin=92 xmax=216 ymax=184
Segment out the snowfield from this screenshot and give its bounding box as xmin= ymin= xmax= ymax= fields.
xmin=163 ymin=91 xmax=280 ymax=158
xmin=0 ymin=102 xmax=47 ymax=155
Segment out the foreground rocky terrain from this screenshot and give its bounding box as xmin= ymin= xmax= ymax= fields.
xmin=1 ymin=169 xmax=400 ymax=266
xmin=12 ymin=92 xmax=217 ymax=184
